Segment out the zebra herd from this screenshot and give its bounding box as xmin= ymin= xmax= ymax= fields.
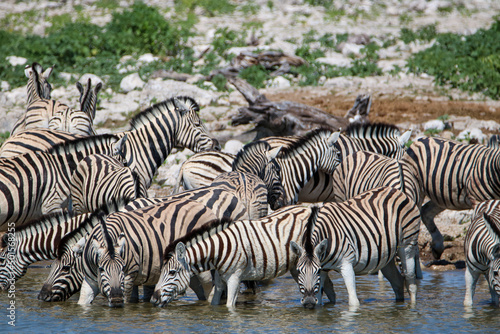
xmin=0 ymin=62 xmax=499 ymax=310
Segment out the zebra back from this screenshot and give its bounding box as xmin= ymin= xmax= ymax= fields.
xmin=488 ymin=135 xmax=500 ymax=150
xmin=464 ymin=200 xmax=500 ymax=306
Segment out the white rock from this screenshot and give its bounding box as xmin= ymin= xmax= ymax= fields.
xmin=266 ymin=76 xmax=291 ymax=89
xmin=457 ymin=128 xmax=486 ymax=143
xmin=1 ymin=81 xmax=10 ymax=92
xmin=6 ymin=56 xmax=27 ymax=66
xmin=340 ymin=43 xmax=364 ymax=57
xmin=141 ymin=79 xmax=220 ymax=106
xmin=316 ymin=55 xmax=351 ymax=67
xmin=424 ymin=119 xmax=445 ymax=131
xmin=120 ymin=73 xmax=145 ymax=93
xmin=223 ymin=140 xmax=244 ymax=155
xmin=138 ymin=53 xmax=159 ymax=63
xmin=79 ymin=74 xmax=104 ymax=86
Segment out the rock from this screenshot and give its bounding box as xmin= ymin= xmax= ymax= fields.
xmin=424 ymin=119 xmax=445 ymax=131
xmin=138 ymin=53 xmax=159 ymax=64
xmin=120 ymin=73 xmax=145 ymax=93
xmin=140 ymin=79 xmax=220 ymax=106
xmin=79 ymin=73 xmax=104 ymax=86
xmin=316 ymin=53 xmax=351 ymax=67
xmin=223 ymin=140 xmax=244 ymax=154
xmin=6 ymin=56 xmax=27 ymax=66
xmin=457 ymin=128 xmax=486 ymax=143
xmin=266 ymin=76 xmax=291 ymax=89
xmin=1 ymin=81 xmax=10 ymax=92
xmin=339 ymin=43 xmax=364 ymax=57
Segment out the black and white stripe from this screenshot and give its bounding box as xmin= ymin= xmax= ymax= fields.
xmin=151 ymin=205 xmax=313 ymax=307
xmin=76 ymin=78 xmax=102 ymax=126
xmin=464 ymin=200 xmax=500 ymax=306
xmin=70 ymin=154 xmax=148 ymax=215
xmin=290 ymin=186 xmax=420 ymax=307
xmin=402 ymin=136 xmax=500 ymax=259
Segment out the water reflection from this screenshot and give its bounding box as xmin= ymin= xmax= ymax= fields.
xmin=1 ymin=267 xmax=499 ymax=333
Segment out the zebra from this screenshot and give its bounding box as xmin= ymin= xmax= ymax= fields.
xmin=464 ymin=200 xmax=500 ymax=306
xmin=179 ymin=129 xmax=341 ymax=206
xmin=487 ymin=135 xmax=500 ymax=149
xmin=0 ymin=97 xmax=219 ymax=230
xmin=70 ymin=153 xmax=148 ymax=215
xmin=47 ymin=107 xmax=95 ymax=136
xmin=151 ymin=204 xmax=314 ymax=308
xmin=38 ymin=197 xmax=167 ymax=302
xmin=76 ymin=78 xmax=102 ymax=125
xmin=402 ymin=136 xmax=500 ymax=259
xmin=83 ymin=198 xmax=221 ymax=307
xmin=290 ymin=186 xmax=420 ymax=307
xmin=0 ymin=205 xmax=123 ymax=290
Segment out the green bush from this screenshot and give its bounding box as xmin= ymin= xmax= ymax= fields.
xmin=407 ymin=19 xmax=500 ymax=99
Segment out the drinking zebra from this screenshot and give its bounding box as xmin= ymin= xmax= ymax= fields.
xmin=290 ymin=186 xmax=420 ymax=307
xmin=151 ymin=205 xmax=313 ymax=308
xmin=83 ymin=198 xmax=219 ymax=307
xmin=402 ymin=136 xmax=500 ymax=258
xmin=0 ymin=97 xmax=219 ymax=230
xmin=70 ymin=154 xmax=148 ymax=215
xmin=464 ymin=200 xmax=500 ymax=306
xmin=0 ymin=200 xmax=125 ymax=290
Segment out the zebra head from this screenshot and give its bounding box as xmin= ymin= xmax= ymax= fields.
xmin=152 ymin=242 xmax=191 ymax=307
xmin=265 ymin=149 xmax=285 ymax=210
xmin=484 ymin=213 xmax=500 ymax=301
xmin=25 ymin=62 xmax=53 ymax=103
xmin=38 ymin=236 xmax=86 ymax=302
xmin=173 ymin=96 xmax=221 ymax=152
xmin=319 ymin=131 xmax=341 ymax=175
xmin=291 ymin=239 xmax=328 ymax=309
xmin=92 ymin=229 xmax=127 ymax=307
xmin=0 ymin=233 xmax=25 ymax=291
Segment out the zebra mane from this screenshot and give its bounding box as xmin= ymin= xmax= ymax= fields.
xmin=163 ymin=216 xmax=234 ymax=262
xmin=129 ymin=96 xmax=199 ymax=131
xmin=484 ymin=213 xmax=500 ymax=240
xmin=10 ymin=210 xmax=75 ymax=242
xmin=278 ymin=128 xmax=332 ymax=158
xmin=344 ymin=122 xmax=401 ymax=138
xmin=303 ymin=205 xmax=320 ymax=255
xmin=57 ymin=199 xmax=128 ymax=258
xmin=47 ymin=133 xmax=120 ymax=156
xmin=99 ymin=215 xmax=116 ymax=257
xmin=232 ymin=140 xmax=271 ymax=173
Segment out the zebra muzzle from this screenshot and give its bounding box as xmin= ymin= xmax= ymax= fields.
xmin=301 ymin=295 xmax=318 ymax=309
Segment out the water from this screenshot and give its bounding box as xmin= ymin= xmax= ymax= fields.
xmin=1 ymin=265 xmax=499 ymax=333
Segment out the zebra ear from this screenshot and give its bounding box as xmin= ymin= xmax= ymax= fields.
xmin=267 ymin=146 xmax=282 ymax=162
xmin=117 ymin=234 xmax=126 ymax=257
xmin=24 ymin=64 xmax=33 ymax=78
xmin=328 ymin=132 xmax=340 ymax=146
xmin=399 ymin=130 xmax=412 ymax=146
xmin=290 ymin=241 xmax=303 ymax=257
xmin=314 ymin=239 xmax=329 ymax=258
xmin=76 ymin=81 xmax=84 ymax=95
xmin=42 ymin=65 xmax=54 ymax=79
xmin=72 ymin=236 xmax=87 ymax=255
xmin=95 ymin=82 xmax=103 ymax=94
xmin=114 ymin=134 xmax=127 ymax=157
xmin=175 ymin=242 xmax=186 ymax=260
xmin=492 ymin=243 xmax=500 ymax=258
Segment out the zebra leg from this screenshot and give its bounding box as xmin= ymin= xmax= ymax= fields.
xmin=210 ymin=271 xmax=226 ymax=306
xmin=398 ymin=244 xmax=417 ymax=304
xmin=340 ymin=262 xmax=360 ymax=306
xmin=189 ymin=275 xmax=208 ymax=301
xmin=487 ymin=276 xmax=500 ymax=307
xmin=415 ymin=251 xmax=423 ymax=279
xmin=321 ymin=270 xmax=336 ymax=305
xmin=464 ymin=267 xmax=480 ymax=306
xmin=225 ymin=273 xmax=242 ymax=308
xmin=77 ymin=278 xmax=99 ymax=305
xmin=124 ymin=276 xmax=137 ymax=303
xmin=420 ymin=201 xmax=446 ymax=259
xmin=143 ymin=286 xmax=155 ymax=302
xmin=380 ymin=260 xmax=405 ymax=302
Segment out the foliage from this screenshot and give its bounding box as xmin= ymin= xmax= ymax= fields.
xmin=400 ymin=24 xmax=438 ymax=44
xmin=174 ymin=0 xmax=236 ymax=16
xmin=239 ymin=65 xmax=269 ymax=89
xmin=407 ymin=19 xmax=500 ymax=99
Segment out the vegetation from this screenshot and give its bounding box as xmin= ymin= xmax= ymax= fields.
xmin=407 ymin=19 xmax=500 ymax=99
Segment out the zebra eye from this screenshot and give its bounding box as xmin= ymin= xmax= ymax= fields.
xmin=168 ymin=269 xmax=177 ymax=276
xmin=98 ymin=266 xmax=104 ymax=271
xmin=62 ymin=265 xmax=71 ymax=272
